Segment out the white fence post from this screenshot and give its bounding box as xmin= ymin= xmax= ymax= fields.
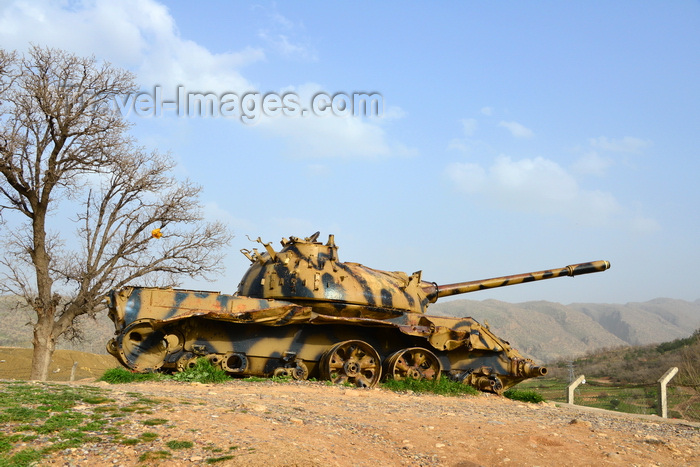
xmin=657 ymin=367 xmax=679 ymax=418
xmin=567 ymin=374 xmax=586 ymax=404
xmin=70 ymin=361 xmax=78 ymax=381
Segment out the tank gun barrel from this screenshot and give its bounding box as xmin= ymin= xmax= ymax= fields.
xmin=423 ymin=260 xmax=610 ymax=302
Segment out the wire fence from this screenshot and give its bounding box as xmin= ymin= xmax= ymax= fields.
xmin=518 ymin=377 xmax=700 ymax=422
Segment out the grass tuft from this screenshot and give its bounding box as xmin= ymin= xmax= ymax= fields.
xmin=166 ymin=440 xmax=194 ymax=449
xmin=381 ymin=377 xmax=479 ymax=396
xmin=142 ymin=418 xmax=168 ymax=426
xmin=206 ymin=455 xmax=236 ymax=464
xmin=171 ymin=358 xmax=230 ymax=384
xmin=99 ymin=367 xmax=166 ymax=384
xmin=503 ymin=388 xmax=546 ymax=403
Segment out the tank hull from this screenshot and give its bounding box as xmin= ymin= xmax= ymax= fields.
xmin=107 ymin=287 xmax=546 ymax=393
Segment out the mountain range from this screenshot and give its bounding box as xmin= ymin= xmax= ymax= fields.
xmin=430 ymin=297 xmax=700 ymax=362
xmin=2 ymin=295 xmax=699 ymax=364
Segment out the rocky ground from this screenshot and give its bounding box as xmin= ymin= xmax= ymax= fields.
xmin=33 ymin=379 xmax=700 ymax=467
xmin=1 ymin=348 xmax=698 ymax=466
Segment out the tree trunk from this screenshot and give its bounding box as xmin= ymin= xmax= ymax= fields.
xmin=30 ymin=313 xmax=56 ymax=381
xmin=29 ymin=202 xmax=57 ymax=381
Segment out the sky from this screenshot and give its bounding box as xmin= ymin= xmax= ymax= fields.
xmin=1 ymin=0 xmax=698 ymax=304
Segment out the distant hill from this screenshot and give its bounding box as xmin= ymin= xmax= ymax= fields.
xmin=3 ymin=294 xmax=699 ymax=364
xmin=0 ymin=295 xmax=115 ymax=354
xmin=547 ymin=329 xmax=700 ymax=386
xmin=430 ymin=298 xmax=700 ymax=363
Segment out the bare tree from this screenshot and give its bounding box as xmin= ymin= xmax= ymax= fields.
xmin=0 ymin=46 xmax=231 ymax=380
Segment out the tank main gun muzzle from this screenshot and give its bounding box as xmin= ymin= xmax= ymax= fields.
xmin=422 ymin=260 xmax=611 ymax=302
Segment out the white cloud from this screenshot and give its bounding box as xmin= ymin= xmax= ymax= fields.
xmin=0 ymin=1 xmax=412 ymax=160
xmin=258 ymin=114 xmax=415 ymax=158
xmin=448 ymin=118 xmax=495 ymax=154
xmin=0 ymin=0 xmax=263 ymax=93
xmin=573 ymin=151 xmax=613 ymax=176
xmin=380 ymin=106 xmax=407 ymax=121
xmin=445 ymin=162 xmax=486 ymax=192
xmin=257 ymin=8 xmax=317 ymax=61
xmin=447 ymin=139 xmax=468 ymax=152
xmin=446 ymin=155 xmax=652 ymax=229
xmin=258 ymin=31 xmax=317 ymax=62
xmin=589 ymin=136 xmax=651 ymax=153
xmin=480 ymin=106 xmax=493 ymax=116
xmin=498 ymin=121 xmax=534 ymax=138
xmin=255 ymin=83 xmax=416 ymax=158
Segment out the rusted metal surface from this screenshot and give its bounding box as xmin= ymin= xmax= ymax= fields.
xmin=107 ymin=232 xmax=609 ymax=393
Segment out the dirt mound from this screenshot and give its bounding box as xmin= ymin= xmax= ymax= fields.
xmin=0 ymin=348 xmax=698 ymax=465
xmin=0 ymin=347 xmax=118 ymax=381
xmin=38 ymin=380 xmax=700 ymax=466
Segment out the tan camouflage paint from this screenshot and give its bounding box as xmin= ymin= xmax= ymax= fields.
xmin=106 ymin=232 xmax=608 ymax=393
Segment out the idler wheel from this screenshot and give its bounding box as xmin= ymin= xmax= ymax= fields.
xmin=222 ymin=353 xmax=248 ymax=373
xmin=384 ymin=347 xmax=441 ymax=381
xmin=320 ymin=340 xmax=381 ymax=388
xmin=116 ymin=319 xmax=169 ymax=372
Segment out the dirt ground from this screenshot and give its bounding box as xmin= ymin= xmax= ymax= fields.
xmin=2 ymin=348 xmax=698 ymax=466
xmin=38 ymin=379 xmax=700 ymax=467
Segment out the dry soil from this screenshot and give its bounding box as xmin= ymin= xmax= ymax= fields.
xmin=1 ymin=348 xmax=698 ymax=466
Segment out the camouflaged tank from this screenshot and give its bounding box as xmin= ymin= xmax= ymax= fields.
xmin=106 ymin=232 xmax=610 ymax=393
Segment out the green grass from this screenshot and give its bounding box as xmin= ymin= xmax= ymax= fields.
xmin=381 ymin=377 xmax=479 ymax=396
xmin=166 ymin=440 xmax=194 ymax=449
xmin=101 ymin=358 xmax=230 ymax=385
xmin=503 ymin=388 xmax=545 ymax=403
xmin=0 ymin=383 xmax=122 ymax=466
xmin=99 ymin=367 xmax=166 ymax=384
xmin=206 ymin=455 xmax=236 ymax=464
xmin=142 ymin=418 xmax=168 ymax=426
xmin=120 ymin=437 xmax=141 ymax=445
xmin=171 ymin=358 xmax=229 ymax=384
xmin=0 ymin=381 xmax=248 ymax=466
xmin=241 ymin=376 xmax=267 ymax=382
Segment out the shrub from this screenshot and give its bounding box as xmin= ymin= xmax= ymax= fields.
xmin=503 ymin=388 xmax=545 ymax=403
xmin=171 ymin=358 xmax=230 ymax=384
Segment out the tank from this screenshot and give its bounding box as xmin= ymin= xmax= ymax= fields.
xmin=106 ymin=232 xmax=610 ymax=393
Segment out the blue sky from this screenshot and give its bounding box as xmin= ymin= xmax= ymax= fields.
xmin=1 ymin=0 xmax=698 ymax=304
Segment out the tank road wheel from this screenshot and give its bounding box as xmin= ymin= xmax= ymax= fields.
xmin=320 ymin=340 xmax=382 ymax=388
xmin=272 ymin=361 xmax=309 ymax=380
xmin=116 ymin=320 xmax=169 ymax=372
xmin=384 ymin=347 xmax=441 ymax=381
